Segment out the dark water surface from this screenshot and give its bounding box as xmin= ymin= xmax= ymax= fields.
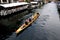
xmin=6 ymin=2 xmax=60 ymax=40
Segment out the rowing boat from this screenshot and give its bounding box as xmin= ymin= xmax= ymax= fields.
xmin=15 ymin=13 xmax=40 ymax=34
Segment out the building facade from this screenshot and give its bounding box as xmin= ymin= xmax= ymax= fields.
xmin=43 ymin=0 xmax=57 ymax=4
xmin=18 ymin=0 xmax=24 ymax=2
xmin=0 ymin=0 xmax=17 ymax=3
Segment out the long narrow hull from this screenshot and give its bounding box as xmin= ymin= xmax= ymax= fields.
xmin=16 ymin=13 xmax=40 ymax=34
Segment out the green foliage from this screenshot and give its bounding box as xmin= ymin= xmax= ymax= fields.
xmin=25 ymin=0 xmax=30 ymax=2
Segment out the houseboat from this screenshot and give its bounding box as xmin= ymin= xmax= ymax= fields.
xmin=30 ymin=2 xmax=39 ymax=9
xmin=0 ymin=2 xmax=29 ymax=16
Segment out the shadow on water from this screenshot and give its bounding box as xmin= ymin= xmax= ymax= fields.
xmin=58 ymin=8 xmax=60 ymax=19
xmin=0 ymin=9 xmax=35 ymax=40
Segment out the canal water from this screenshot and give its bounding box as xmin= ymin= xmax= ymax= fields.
xmin=6 ymin=2 xmax=60 ymax=40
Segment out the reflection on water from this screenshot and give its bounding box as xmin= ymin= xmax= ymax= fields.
xmin=58 ymin=9 xmax=60 ymax=19
xmin=0 ymin=9 xmax=35 ymax=40
xmin=5 ymin=10 xmax=35 ymax=40
xmin=5 ymin=10 xmax=51 ymax=40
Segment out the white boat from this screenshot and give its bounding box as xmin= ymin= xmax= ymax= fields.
xmin=0 ymin=2 xmax=29 ymax=16
xmin=30 ymin=2 xmax=39 ymax=8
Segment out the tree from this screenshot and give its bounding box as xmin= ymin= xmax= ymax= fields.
xmin=25 ymin=0 xmax=30 ymax=2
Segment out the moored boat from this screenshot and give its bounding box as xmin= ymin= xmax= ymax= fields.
xmin=0 ymin=2 xmax=29 ymax=16
xmin=30 ymin=2 xmax=39 ymax=9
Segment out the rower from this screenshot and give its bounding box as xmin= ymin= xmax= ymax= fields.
xmin=25 ymin=21 xmax=28 ymax=25
xmin=25 ymin=18 xmax=32 ymax=25
xmin=37 ymin=13 xmax=39 ymax=15
xmin=29 ymin=18 xmax=31 ymax=22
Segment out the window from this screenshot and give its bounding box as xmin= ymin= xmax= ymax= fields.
xmin=3 ymin=0 xmax=7 ymax=2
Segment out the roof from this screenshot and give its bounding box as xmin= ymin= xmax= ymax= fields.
xmin=0 ymin=2 xmax=29 ymax=8
xmin=30 ymin=2 xmax=38 ymax=4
